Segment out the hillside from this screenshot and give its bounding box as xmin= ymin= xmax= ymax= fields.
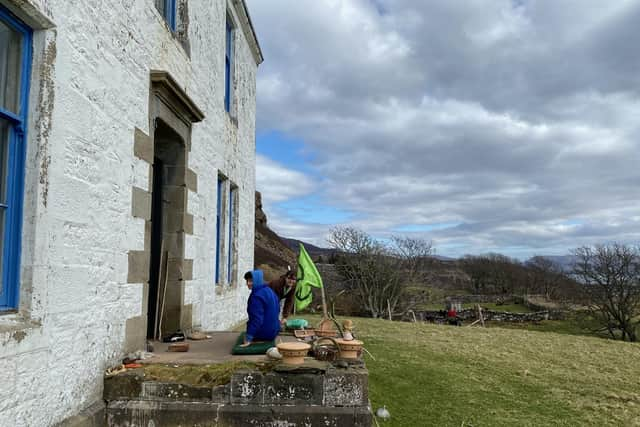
xmin=253 ymin=192 xmax=296 ymax=280
xmin=303 ymin=314 xmax=640 ymax=426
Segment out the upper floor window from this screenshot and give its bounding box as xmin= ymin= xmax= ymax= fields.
xmin=157 ymin=0 xmax=177 ymax=32
xmin=224 ymin=16 xmax=234 ymax=113
xmin=0 ymin=6 xmax=32 ymax=311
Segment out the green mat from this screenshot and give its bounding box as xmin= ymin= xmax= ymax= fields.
xmin=231 ymin=332 xmax=276 ymax=355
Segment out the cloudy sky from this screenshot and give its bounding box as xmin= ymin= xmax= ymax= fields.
xmin=246 ymin=0 xmax=640 ymax=259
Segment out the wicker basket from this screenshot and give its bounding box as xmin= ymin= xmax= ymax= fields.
xmin=312 ymin=337 xmax=340 ymax=362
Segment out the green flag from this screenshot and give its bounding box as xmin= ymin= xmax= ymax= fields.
xmin=295 ymin=243 xmax=323 ymax=311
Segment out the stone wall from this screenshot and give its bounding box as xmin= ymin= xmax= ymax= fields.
xmin=409 ymin=309 xmax=565 ymax=323
xmin=0 ymin=1 xmax=260 ymax=425
xmin=104 ymin=365 xmax=372 ymax=426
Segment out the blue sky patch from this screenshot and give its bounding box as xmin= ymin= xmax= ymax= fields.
xmin=277 ymin=194 xmax=355 ymax=225
xmin=257 ymin=130 xmax=321 ymax=178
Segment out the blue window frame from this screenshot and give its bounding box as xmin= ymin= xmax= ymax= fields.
xmin=159 ymin=0 xmax=176 ymax=32
xmin=215 ymin=177 xmax=224 ymax=284
xmin=227 ymin=186 xmax=236 ymax=284
xmin=0 ymin=6 xmax=32 ymax=311
xmin=224 ymin=17 xmax=233 ymax=113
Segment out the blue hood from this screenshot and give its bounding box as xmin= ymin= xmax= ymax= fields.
xmin=251 ymin=269 xmax=265 ymax=288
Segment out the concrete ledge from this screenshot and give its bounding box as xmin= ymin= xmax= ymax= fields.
xmin=103 ymin=369 xmax=145 ymax=401
xmin=104 ymin=363 xmax=372 ymax=426
xmin=264 ymin=371 xmax=324 ymax=405
xmin=106 ymin=400 xmax=372 ymax=427
xmin=324 ymin=367 xmax=369 ymax=406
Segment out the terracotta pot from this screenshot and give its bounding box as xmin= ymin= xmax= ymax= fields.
xmin=276 ymin=342 xmax=311 ymax=365
xmin=334 ymin=338 xmax=363 ymax=359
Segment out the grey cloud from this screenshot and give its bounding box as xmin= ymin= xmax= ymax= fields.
xmin=247 ymin=0 xmax=640 ymax=257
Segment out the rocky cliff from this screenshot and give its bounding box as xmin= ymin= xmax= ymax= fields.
xmin=254 ymin=192 xmax=296 ymax=281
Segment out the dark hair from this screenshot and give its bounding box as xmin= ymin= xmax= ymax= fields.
xmin=244 ymin=271 xmax=253 ymax=281
xmin=283 ymin=270 xmax=296 ymax=280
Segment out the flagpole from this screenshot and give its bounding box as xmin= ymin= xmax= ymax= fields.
xmin=321 ymin=284 xmax=328 ymax=319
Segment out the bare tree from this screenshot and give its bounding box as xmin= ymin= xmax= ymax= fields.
xmin=327 ymin=227 xmax=433 ymax=318
xmin=526 ymin=256 xmax=563 ymax=299
xmin=572 ymin=243 xmax=640 ymax=342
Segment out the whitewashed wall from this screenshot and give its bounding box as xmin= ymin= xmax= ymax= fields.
xmin=0 ymin=0 xmax=258 ymax=425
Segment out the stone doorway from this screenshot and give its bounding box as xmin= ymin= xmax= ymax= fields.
xmin=126 ymin=71 xmax=204 ymax=350
xmin=147 ymin=121 xmax=187 ymax=339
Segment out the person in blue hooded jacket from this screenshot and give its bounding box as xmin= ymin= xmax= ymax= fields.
xmin=240 ymin=269 xmax=280 ymax=346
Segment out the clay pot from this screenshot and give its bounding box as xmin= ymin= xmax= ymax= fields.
xmin=276 ymin=342 xmax=311 ymax=365
xmin=334 ymin=338 xmax=364 ymax=359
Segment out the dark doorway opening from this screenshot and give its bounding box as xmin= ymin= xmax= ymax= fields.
xmin=147 ymin=157 xmax=164 ymax=339
xmin=146 ymin=120 xmax=186 ymax=340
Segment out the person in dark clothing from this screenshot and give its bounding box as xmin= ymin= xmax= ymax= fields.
xmin=241 ymin=270 xmax=280 ymax=346
xmin=267 ymin=270 xmax=297 ymax=326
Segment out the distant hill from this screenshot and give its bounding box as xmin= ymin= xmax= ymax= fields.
xmin=282 ymin=238 xmax=335 ymax=258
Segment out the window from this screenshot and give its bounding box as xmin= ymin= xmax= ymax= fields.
xmin=224 ymin=16 xmax=234 ymax=113
xmin=157 ymin=0 xmax=177 ymax=32
xmin=227 ymin=185 xmax=237 ymax=284
xmin=0 ymin=6 xmax=31 ymax=311
xmin=215 ymin=176 xmax=224 ymax=284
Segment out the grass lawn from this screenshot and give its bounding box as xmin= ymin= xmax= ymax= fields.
xmin=299 ymin=315 xmax=640 ymax=426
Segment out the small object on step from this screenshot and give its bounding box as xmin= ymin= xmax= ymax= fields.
xmin=168 ymin=342 xmax=189 ymax=352
xmin=266 ymin=347 xmax=282 ymax=360
xmin=376 ymin=406 xmax=391 ymax=420
xmin=122 ymin=356 xmax=138 ymax=365
xmin=105 ymin=365 xmax=127 ymax=377
xmin=342 ymin=320 xmax=355 ymax=341
xmin=162 ymin=331 xmax=185 ymax=343
xmin=136 ymin=351 xmax=155 ymax=360
xmin=146 ymin=341 xmax=155 ymax=352
xmin=123 ymin=363 xmax=143 ymax=369
xmin=187 ymin=331 xmax=208 ymax=340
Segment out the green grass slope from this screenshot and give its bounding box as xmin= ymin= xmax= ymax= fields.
xmin=318 ymin=316 xmax=640 ymax=426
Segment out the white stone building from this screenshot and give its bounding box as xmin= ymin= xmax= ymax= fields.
xmin=0 ymin=1 xmax=262 ymax=425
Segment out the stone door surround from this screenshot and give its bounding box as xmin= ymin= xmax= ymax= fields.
xmin=125 ymin=71 xmax=204 ymax=351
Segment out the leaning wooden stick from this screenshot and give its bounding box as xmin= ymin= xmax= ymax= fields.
xmin=157 ymin=249 xmax=169 ymax=340
xmin=153 ymin=241 xmax=166 ymax=340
